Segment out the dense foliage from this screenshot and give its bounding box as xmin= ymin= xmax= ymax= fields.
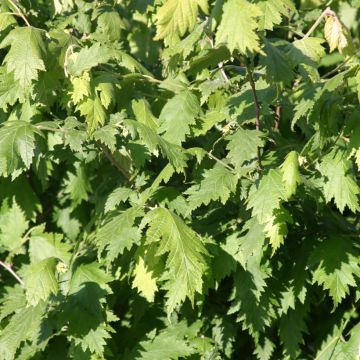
xmin=0 ymin=0 xmax=359 ymax=358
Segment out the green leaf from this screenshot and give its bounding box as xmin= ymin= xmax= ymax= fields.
xmin=0 ymin=68 xmax=25 ymax=110
xmin=92 ymin=123 xmax=118 ymax=152
xmin=145 ymin=207 xmax=208 ymax=314
xmin=226 ymin=128 xmax=264 ymax=170
xmin=0 ymin=199 xmax=28 ymax=253
xmin=78 ymin=95 xmax=106 ymax=133
xmin=97 ymin=11 xmax=125 ymax=42
xmin=0 ymin=121 xmax=41 ymax=178
xmin=137 ymin=324 xmax=196 ymax=359
xmin=261 ymin=40 xmax=294 ymax=86
xmin=309 ymin=236 xmax=360 ymax=308
xmin=132 ymin=256 xmax=158 ymax=302
xmin=77 ymin=325 xmax=111 ymax=356
xmin=0 ymin=27 xmax=46 ymax=87
xmin=319 ymin=149 xmax=359 ymax=213
xmin=264 ymin=206 xmax=293 ymax=252
xmin=96 ymin=208 xmax=142 ymax=264
xmin=289 ymin=37 xmax=325 ymax=65
xmin=279 ymin=306 xmax=307 ymax=358
xmin=247 ymin=169 xmax=287 ymax=223
xmin=280 ymin=151 xmax=301 ymax=198
xmin=104 ymin=186 xmax=133 ymax=213
xmin=258 ymin=0 xmax=295 ymax=31
xmin=132 ymin=99 xmax=159 ymax=131
xmin=29 ymin=225 xmax=71 ymax=265
xmin=216 ymin=0 xmax=262 ymax=54
xmin=63 ymin=163 xmax=92 ymax=206
xmin=67 ymin=43 xmax=116 ymax=76
xmin=185 ymin=164 xmax=238 ymax=211
xmin=23 ymin=257 xmax=58 ymax=306
xmin=0 ymin=302 xmax=45 ymax=360
xmin=158 ymin=91 xmax=200 ymax=145
xmin=155 ymin=0 xmax=209 ymax=45
xmin=125 ymin=119 xmax=189 ymax=172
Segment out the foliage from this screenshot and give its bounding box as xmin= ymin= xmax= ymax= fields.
xmin=0 ymin=0 xmax=359 ymax=359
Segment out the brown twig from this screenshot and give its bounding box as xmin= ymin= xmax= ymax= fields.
xmin=98 ymin=142 xmax=132 ymax=181
xmin=0 ymin=260 xmax=25 ymax=286
xmin=247 ymin=65 xmax=263 ymax=171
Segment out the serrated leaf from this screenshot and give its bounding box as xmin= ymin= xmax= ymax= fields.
xmin=132 ymin=257 xmax=158 ymax=302
xmin=0 ymin=199 xmax=28 ymax=253
xmin=154 ymin=0 xmax=208 ymax=45
xmin=145 ymin=207 xmax=208 ymax=314
xmin=216 ymin=0 xmax=262 ymax=54
xmin=96 ymin=208 xmax=142 ymax=264
xmin=67 ymin=43 xmax=117 ymax=76
xmin=158 ymin=91 xmax=200 ymax=145
xmin=23 ymin=257 xmax=58 ymax=306
xmin=185 ymin=164 xmax=238 ymax=211
xmin=78 ymin=325 xmax=111 ymax=356
xmin=247 ymin=169 xmax=287 ymax=223
xmin=92 ymin=123 xmax=118 ymax=152
xmin=29 ymin=226 xmax=71 ymax=265
xmin=0 ymin=27 xmax=46 ymax=87
xmin=261 ymin=40 xmax=294 ymax=86
xmin=0 ymin=121 xmax=40 ymax=178
xmin=78 ymin=95 xmax=106 ymax=133
xmin=0 ymin=302 xmax=45 ymax=360
xmin=319 ymin=149 xmax=359 ymax=213
xmin=258 ymin=0 xmax=295 ymax=31
xmin=132 ymin=99 xmax=159 ymax=131
xmin=280 ymin=151 xmax=301 ymax=198
xmin=309 ymin=236 xmax=360 ymax=308
xmin=104 ymin=186 xmax=133 ymax=213
xmin=289 ymin=37 xmax=325 ymax=65
xmin=226 ymin=128 xmax=264 ymax=170
xmin=97 ymin=11 xmax=125 ymax=42
xmin=137 ymin=324 xmax=196 ymax=359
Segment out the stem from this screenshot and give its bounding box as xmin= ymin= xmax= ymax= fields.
xmin=247 ymin=65 xmax=263 ymax=171
xmin=0 ymin=260 xmax=25 ymax=286
xmin=7 ymin=0 xmax=30 ymax=27
xmin=275 ymin=104 xmax=281 ymax=130
xmin=303 ymin=7 xmax=335 ymax=39
xmin=207 ymin=152 xmax=235 ymax=173
xmin=206 ymin=34 xmax=229 ymax=83
xmin=97 ymin=142 xmax=132 ymax=182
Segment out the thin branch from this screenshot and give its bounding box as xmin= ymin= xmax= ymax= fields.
xmin=206 ymin=34 xmax=229 ymax=83
xmin=0 ymin=260 xmax=25 ymax=286
xmin=7 ymin=0 xmax=30 ymax=27
xmin=274 ymin=104 xmax=281 ymax=130
xmin=247 ymin=65 xmax=263 ymax=171
xmin=97 ymin=142 xmax=132 ymax=182
xmin=303 ymin=7 xmax=335 ymax=39
xmin=207 ymin=152 xmax=235 ymax=173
